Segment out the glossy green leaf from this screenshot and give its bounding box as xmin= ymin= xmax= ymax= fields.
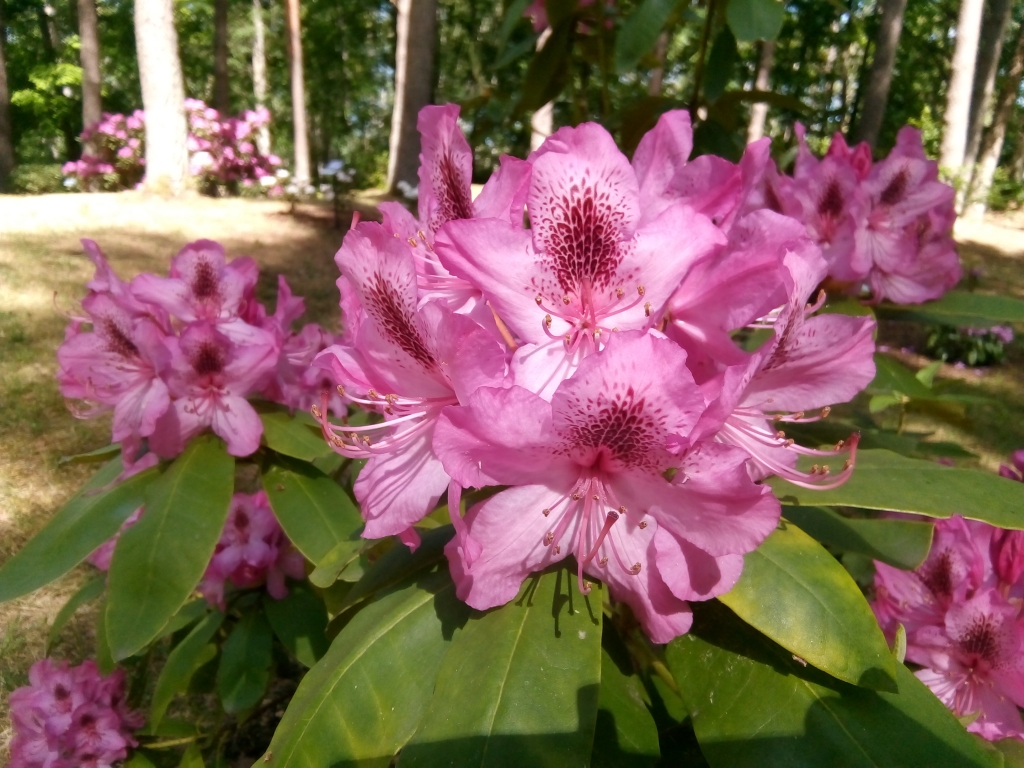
xmin=308 ymin=537 xmax=366 ymax=588
xmin=95 ymin=597 xmax=115 ymax=674
xmin=875 ymin=290 xmax=1024 ymax=328
xmin=0 ymin=457 xmax=156 ymax=603
xmin=991 ymin=738 xmax=1024 ymax=768
xmin=770 ymin=449 xmax=1024 ymax=529
xmin=264 ymin=585 xmax=329 ymax=667
xmin=591 ymin=645 xmax=660 ymax=767
xmin=719 ymin=522 xmax=896 ymax=690
xmin=704 ymin=28 xmax=738 ymax=103
xmin=218 ymin=611 xmax=273 ymax=714
xmin=401 ymin=567 xmax=602 ymax=767
xmin=517 ymin=20 xmax=573 ymax=112
xmin=179 ymin=742 xmax=205 ymax=768
xmin=615 ymin=0 xmax=678 ymax=74
xmin=58 ymin=442 xmax=122 ymax=466
xmin=106 ymin=436 xmax=233 ymax=660
xmin=783 ymin=507 xmax=934 ymax=570
xmin=151 ymin=611 xmax=224 ymax=729
xmin=726 ymin=0 xmax=784 ymax=41
xmin=157 ymin=599 xmax=210 ymax=640
xmin=46 ymin=574 xmax=106 ymax=654
xmin=262 ymin=455 xmax=364 ymax=564
xmin=261 ymin=568 xmax=470 ymax=766
xmin=666 ymin=601 xmax=998 ymax=768
xmin=496 ymin=0 xmax=533 ymax=48
xmin=260 ymin=411 xmax=334 ymax=461
xmin=124 ymin=753 xmax=157 ymax=768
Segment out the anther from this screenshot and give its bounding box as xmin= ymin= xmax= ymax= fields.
xmin=843 ymin=459 xmax=852 ymax=471
xmin=407 ymin=237 xmax=418 ymax=248
xmin=618 ymin=505 xmax=626 ymax=514
xmin=637 ymin=286 xmax=645 ymax=296
xmin=776 ymin=430 xmax=786 ymax=439
xmin=616 ymin=288 xmax=625 ymax=298
xmin=562 ymin=296 xmax=571 ymax=305
xmin=821 ymin=406 xmax=831 ymax=417
xmin=835 ymin=439 xmax=845 ymax=450
xmin=599 ymin=557 xmax=608 ymax=567
xmin=554 ymin=545 xmax=561 ymax=554
xmin=542 ymin=508 xmax=551 ymax=517
xmin=367 ymin=388 xmax=380 ymax=400
xmin=311 ymin=405 xmax=322 ymax=419
xmin=773 ymin=414 xmax=784 ymax=421
xmin=535 ymin=296 xmax=544 ymax=305
xmin=545 ymin=314 xmax=552 ymax=327
xmin=571 ymin=492 xmax=582 ymax=500
xmin=639 ymin=521 xmax=647 ymax=529
xmin=336 ymin=385 xmax=346 ymax=396
xmin=592 ymin=494 xmax=600 ymax=500
xmin=630 ymin=563 xmax=642 ymax=574
xmin=810 ymin=464 xmax=820 ymax=474
xmin=784 ymin=439 xmax=795 ymax=447
xmin=644 ymin=302 xmax=652 ymax=317
xmin=544 ymin=532 xmax=554 ymax=545
xmin=820 ymin=465 xmax=831 ymax=476
xmin=792 ymin=411 xmax=805 ymax=420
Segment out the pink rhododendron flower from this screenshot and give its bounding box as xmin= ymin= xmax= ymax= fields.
xmin=435 ymin=120 xmax=723 ymax=398
xmin=86 ymin=507 xmax=143 ymax=571
xmin=999 ymin=449 xmax=1024 ymax=482
xmin=433 ymin=331 xmax=780 ymax=643
xmin=312 ymin=221 xmax=506 ymax=539
xmin=8 ymin=659 xmax=142 ymax=768
xmin=198 ymin=491 xmax=305 ymax=609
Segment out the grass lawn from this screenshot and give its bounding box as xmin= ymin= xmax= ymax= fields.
xmin=0 ymin=192 xmax=1022 ymax=759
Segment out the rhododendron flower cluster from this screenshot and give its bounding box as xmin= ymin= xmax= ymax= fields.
xmin=56 ymin=238 xmax=335 ymax=464
xmin=62 ymin=110 xmax=146 ymax=191
xmin=8 ymin=659 xmax=143 ymax=768
xmin=310 ymin=104 xmax=879 ymax=642
xmin=198 ymin=491 xmax=305 ymax=609
xmin=873 ymin=512 xmax=1024 ymax=740
xmin=763 ymin=125 xmax=961 ymax=304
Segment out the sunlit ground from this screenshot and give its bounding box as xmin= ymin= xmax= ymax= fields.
xmin=0 ymin=193 xmax=1022 ymax=758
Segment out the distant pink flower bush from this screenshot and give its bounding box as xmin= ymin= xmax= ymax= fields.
xmin=8 ymin=659 xmax=143 ymax=768
xmin=62 ymin=111 xmax=146 ymax=191
xmin=872 ymin=507 xmax=1024 ymax=740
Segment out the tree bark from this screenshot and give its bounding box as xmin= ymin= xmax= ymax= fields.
xmin=0 ymin=0 xmax=14 ymax=191
xmin=285 ymin=0 xmax=310 ymax=187
xmin=963 ymin=0 xmax=1013 ymax=169
xmin=530 ymin=27 xmax=554 ymax=152
xmin=213 ymin=0 xmax=230 ymax=113
xmin=386 ymin=0 xmax=438 ymax=193
xmin=964 ymin=22 xmax=1024 ymax=219
xmin=940 ymin=0 xmax=986 ymax=174
xmin=852 ymin=0 xmax=908 ymax=148
xmin=78 ymin=0 xmax=102 ymax=151
xmin=135 ymin=0 xmax=190 ymax=194
xmin=251 ymin=0 xmax=269 ymax=154
xmin=746 ymin=39 xmax=774 ymax=144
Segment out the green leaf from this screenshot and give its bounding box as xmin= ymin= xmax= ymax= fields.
xmin=782 ymin=507 xmax=934 ymax=570
xmin=591 ymin=645 xmax=660 ymax=767
xmin=770 ymin=449 xmax=1024 ymax=529
xmin=703 ymin=28 xmax=739 ymax=104
xmin=615 ymin=0 xmax=678 ymax=74
xmin=517 ymin=20 xmax=573 ymax=113
xmin=106 ymin=436 xmax=234 ymax=660
xmin=260 ymin=411 xmax=334 ymax=461
xmin=260 ymin=568 xmax=470 ymax=766
xmin=875 ymin=291 xmax=1024 ymax=328
xmin=46 ymin=574 xmax=106 ymax=654
xmin=179 ymin=742 xmax=205 ymax=768
xmin=497 ymin=0 xmax=533 ymax=48
xmin=308 ymin=537 xmax=366 ymax=588
xmin=401 ymin=567 xmax=603 ymax=767
xmin=124 ymin=753 xmax=157 ymax=768
xmin=58 ymin=443 xmax=122 ymax=466
xmin=262 ymin=455 xmax=364 ymax=564
xmin=218 ymin=611 xmax=273 ymax=714
xmin=991 ymin=738 xmax=1024 ymax=768
xmin=95 ymin=597 xmax=115 ymax=674
xmin=666 ymin=601 xmax=998 ymax=768
xmin=156 ymin=599 xmax=210 ymax=640
xmin=151 ymin=611 xmax=224 ymax=729
xmin=719 ymin=523 xmax=897 ymax=690
xmin=725 ymin=0 xmax=784 ymax=41
xmin=264 ymin=585 xmax=329 ymax=667
xmin=0 ymin=457 xmax=156 ymax=603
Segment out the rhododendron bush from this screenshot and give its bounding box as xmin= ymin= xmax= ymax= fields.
xmin=5 ymin=105 xmax=1024 ymax=768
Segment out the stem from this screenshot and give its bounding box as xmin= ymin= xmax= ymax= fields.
xmin=690 ymin=0 xmax=717 ymax=110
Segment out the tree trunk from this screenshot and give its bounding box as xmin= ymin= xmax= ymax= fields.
xmin=0 ymin=0 xmax=14 ymax=191
xmin=78 ymin=0 xmax=102 ymax=151
xmin=251 ymin=0 xmax=270 ymax=154
xmin=386 ymin=0 xmax=438 ymax=193
xmin=939 ymin=0 xmax=985 ymax=175
xmin=746 ymin=39 xmax=774 ymax=144
xmin=648 ymin=31 xmax=668 ymax=97
xmin=1012 ymin=131 xmax=1024 ymax=182
xmin=213 ymin=0 xmax=230 ymax=113
xmin=964 ymin=22 xmax=1024 ymax=219
xmin=285 ymin=0 xmax=310 ymax=188
xmin=852 ymin=0 xmax=908 ymax=148
xmin=964 ymin=0 xmax=1013 ymax=169
xmin=530 ymin=27 xmax=554 ymax=152
xmin=135 ymin=0 xmax=190 ymax=194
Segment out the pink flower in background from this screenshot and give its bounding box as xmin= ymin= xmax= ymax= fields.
xmin=86 ymin=507 xmax=143 ymax=571
xmin=999 ymin=450 xmax=1024 ymax=482
xmin=312 ymin=221 xmax=506 ymax=540
xmin=435 ymin=120 xmax=723 ymax=398
xmin=433 ymin=332 xmax=780 ymax=643
xmin=8 ymin=659 xmax=142 ymax=768
xmin=198 ymin=491 xmax=305 ymax=609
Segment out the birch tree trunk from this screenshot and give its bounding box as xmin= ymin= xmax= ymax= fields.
xmin=251 ymin=0 xmax=270 ymax=154
xmin=963 ymin=0 xmax=1013 ymax=170
xmin=747 ymin=40 xmax=774 ymax=144
xmin=213 ymin=0 xmax=230 ymax=112
xmin=78 ymin=0 xmax=102 ymax=151
xmin=964 ymin=22 xmax=1024 ymax=220
xmin=286 ymin=0 xmax=310 ymax=187
xmin=0 ymin=1 xmax=14 ymax=191
xmin=135 ymin=0 xmax=190 ymax=194
xmin=530 ymin=27 xmax=554 ymax=152
xmin=386 ymin=0 xmax=438 ymax=193
xmin=852 ymin=0 xmax=908 ymax=148
xmin=940 ymin=0 xmax=986 ymax=176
